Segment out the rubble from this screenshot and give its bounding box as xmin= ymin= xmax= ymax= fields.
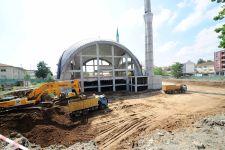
xmin=135 ymin=114 xmax=225 ymax=150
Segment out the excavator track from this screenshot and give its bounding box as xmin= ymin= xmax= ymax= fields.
xmin=0 ymin=106 xmax=41 ymax=116
xmin=0 ymin=101 xmax=55 ymax=115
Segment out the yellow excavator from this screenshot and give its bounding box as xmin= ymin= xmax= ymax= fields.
xmin=0 ymin=80 xmax=108 ymax=117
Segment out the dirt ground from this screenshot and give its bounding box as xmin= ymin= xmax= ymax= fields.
xmin=1 ymin=80 xmax=225 ymax=149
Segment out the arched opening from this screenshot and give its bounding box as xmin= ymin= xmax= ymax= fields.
xmin=83 ymin=58 xmax=112 ymax=78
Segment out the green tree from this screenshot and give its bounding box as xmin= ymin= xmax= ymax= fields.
xmin=197 ymin=58 xmax=206 ymax=64
xmin=154 ymin=67 xmax=167 ymax=76
xmin=212 ymin=0 xmax=225 ymax=48
xmin=46 ymin=73 xmax=54 ymax=82
xmin=24 ymin=73 xmax=31 ymax=81
xmin=171 ymin=62 xmax=183 ymax=78
xmin=35 ymin=61 xmax=52 ymax=79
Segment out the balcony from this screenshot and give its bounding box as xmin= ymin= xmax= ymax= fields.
xmin=222 ymin=53 xmax=225 ymax=57
xmin=221 ymin=58 xmax=225 ymax=62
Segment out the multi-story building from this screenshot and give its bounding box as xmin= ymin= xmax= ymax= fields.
xmin=0 ymin=63 xmax=26 ymax=80
xmin=214 ymin=50 xmax=225 ymax=75
xmin=26 ymin=70 xmax=36 ymax=79
xmin=182 ymin=60 xmax=195 ymax=76
xmin=195 ymin=62 xmax=215 ymax=76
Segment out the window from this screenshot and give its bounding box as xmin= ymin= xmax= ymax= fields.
xmin=0 ymin=75 xmax=6 ymax=79
xmin=1 ymin=69 xmax=6 ymax=72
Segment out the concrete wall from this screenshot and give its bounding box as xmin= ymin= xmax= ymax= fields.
xmin=0 ymin=66 xmax=25 ymax=80
xmin=149 ymin=75 xmax=162 ymax=90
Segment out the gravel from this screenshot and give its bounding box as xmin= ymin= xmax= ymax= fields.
xmin=135 ymin=113 xmax=225 ymax=150
xmin=43 ymin=141 xmax=98 ymax=150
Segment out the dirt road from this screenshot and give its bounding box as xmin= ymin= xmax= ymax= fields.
xmin=1 ymin=81 xmax=225 ymax=149
xmin=91 ymin=83 xmax=225 ymax=149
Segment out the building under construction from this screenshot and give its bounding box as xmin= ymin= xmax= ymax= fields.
xmin=56 ymin=39 xmax=157 ymax=92
xmin=57 ymin=0 xmax=161 ymax=93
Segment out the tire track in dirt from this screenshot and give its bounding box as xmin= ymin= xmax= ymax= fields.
xmin=98 ymin=118 xmax=145 ymax=149
xmin=96 ymin=113 xmax=159 ymax=149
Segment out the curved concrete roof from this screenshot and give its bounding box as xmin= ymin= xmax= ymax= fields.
xmin=57 ymin=39 xmax=143 ymax=79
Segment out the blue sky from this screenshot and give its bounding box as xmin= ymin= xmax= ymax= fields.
xmin=0 ymin=0 xmax=223 ymax=74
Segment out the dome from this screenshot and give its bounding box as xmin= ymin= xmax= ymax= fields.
xmin=57 ymin=39 xmax=143 ymax=80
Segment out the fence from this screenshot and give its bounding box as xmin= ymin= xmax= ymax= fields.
xmin=162 ymin=75 xmax=225 ymax=82
xmin=0 ymin=79 xmax=47 ymax=85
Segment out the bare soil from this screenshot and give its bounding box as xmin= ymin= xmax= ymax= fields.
xmin=1 ymin=80 xmax=225 ymax=149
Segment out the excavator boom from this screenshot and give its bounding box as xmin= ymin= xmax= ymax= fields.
xmin=0 ymin=80 xmax=108 ymax=118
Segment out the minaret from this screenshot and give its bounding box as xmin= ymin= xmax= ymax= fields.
xmin=144 ymin=0 xmax=153 ymax=77
xmin=116 ymin=27 xmax=120 ymax=43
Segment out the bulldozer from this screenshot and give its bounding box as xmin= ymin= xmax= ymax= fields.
xmin=0 ymin=80 xmax=108 ymax=117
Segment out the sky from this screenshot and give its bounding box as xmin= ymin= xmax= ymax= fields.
xmin=0 ymin=0 xmax=224 ymax=75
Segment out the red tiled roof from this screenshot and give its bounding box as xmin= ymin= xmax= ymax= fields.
xmin=0 ymin=63 xmax=12 ymax=67
xmin=196 ymin=62 xmax=214 ymax=67
xmin=0 ymin=63 xmax=25 ymax=70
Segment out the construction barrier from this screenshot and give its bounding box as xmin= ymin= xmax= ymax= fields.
xmin=0 ymin=134 xmax=29 ymax=150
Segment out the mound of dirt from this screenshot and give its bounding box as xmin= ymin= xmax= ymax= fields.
xmin=0 ymin=132 xmax=98 ymax=150
xmin=1 ymin=85 xmax=225 ymax=149
xmin=0 ymin=109 xmax=95 ymax=147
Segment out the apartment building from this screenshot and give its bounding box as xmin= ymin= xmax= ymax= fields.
xmin=0 ymin=63 xmax=26 ymax=80
xmin=195 ymin=62 xmax=215 ymax=76
xmin=214 ymin=50 xmax=225 ymax=75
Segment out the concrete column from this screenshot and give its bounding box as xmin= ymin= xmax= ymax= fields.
xmin=93 ymin=59 xmax=95 ymax=76
xmin=101 ymin=60 xmax=103 ymax=76
xmin=125 ymin=54 xmax=129 ymax=91
xmin=80 ymin=53 xmax=84 ymax=93
xmin=135 ymin=76 xmax=138 ymax=93
xmin=130 ymin=77 xmax=133 ymax=92
xmin=112 ymin=46 xmax=116 ymax=92
xmin=96 ymin=43 xmax=101 ymax=92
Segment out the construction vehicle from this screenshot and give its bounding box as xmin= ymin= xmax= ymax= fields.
xmin=0 ymin=80 xmax=108 ymax=117
xmin=162 ymin=84 xmax=187 ymax=94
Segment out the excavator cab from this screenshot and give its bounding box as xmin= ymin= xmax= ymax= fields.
xmin=71 ymin=80 xmax=81 ymax=95
xmin=98 ymin=95 xmax=108 ymax=109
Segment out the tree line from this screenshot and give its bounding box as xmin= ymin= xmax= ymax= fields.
xmin=25 ymin=61 xmax=54 ymax=82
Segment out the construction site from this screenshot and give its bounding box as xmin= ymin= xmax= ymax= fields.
xmin=0 ymin=80 xmax=225 ymax=149
xmin=1 ymin=0 xmax=225 ymax=149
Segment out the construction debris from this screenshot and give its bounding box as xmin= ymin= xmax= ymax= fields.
xmin=135 ymin=113 xmax=225 ymax=150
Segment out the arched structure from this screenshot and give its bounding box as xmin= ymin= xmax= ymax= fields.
xmin=57 ymin=39 xmax=144 ymax=92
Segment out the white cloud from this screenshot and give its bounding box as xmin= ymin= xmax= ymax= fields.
xmin=10 ymin=0 xmax=119 ymax=73
xmin=174 ymin=0 xmax=218 ymax=32
xmin=173 ymin=24 xmax=222 ymax=63
xmin=177 ymin=0 xmax=190 ymax=9
xmin=153 ymin=7 xmax=177 ymax=30
xmin=118 ymin=7 xmax=144 ymax=29
xmin=157 ymin=41 xmax=178 ymax=53
xmin=3 ymin=0 xmax=146 ymax=74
